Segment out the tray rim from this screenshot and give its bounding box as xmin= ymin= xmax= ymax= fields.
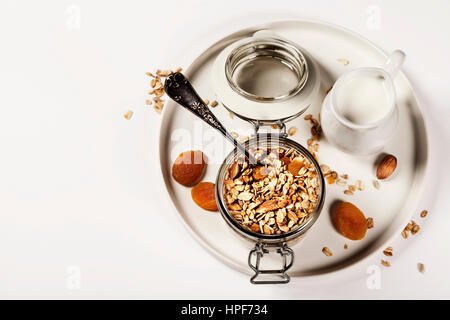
xmin=157 ymin=18 xmax=429 ymax=280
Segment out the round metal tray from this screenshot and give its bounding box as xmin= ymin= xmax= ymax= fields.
xmin=158 ymin=20 xmax=428 ymax=279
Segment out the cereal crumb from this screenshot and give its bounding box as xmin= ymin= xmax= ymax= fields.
xmin=383 ymin=246 xmax=393 ymax=256
xmin=373 ymin=180 xmax=380 ymax=190
xmin=420 ymin=210 xmax=428 ymax=218
xmin=320 ymin=164 xmax=330 ymax=174
xmin=322 ymin=247 xmax=333 ymax=257
xmin=288 ymin=126 xmax=297 ymax=136
xmin=153 ymin=102 xmax=164 ymax=114
xmin=401 ymin=229 xmax=408 ymax=239
xmin=418 ymin=263 xmax=425 ymax=274
xmin=381 ymin=260 xmax=391 ymax=267
xmin=210 ymin=100 xmax=218 ymax=108
xmin=344 ymin=189 xmax=353 ymax=195
xmin=411 ymin=224 xmax=420 ymax=235
xmin=174 ymin=67 xmax=183 ymax=73
xmin=344 ymin=244 xmax=348 ymax=249
xmin=356 ymin=180 xmax=364 ymax=191
xmin=366 ymin=217 xmax=374 ymax=229
xmin=156 ymin=69 xmax=172 ymax=77
xmin=337 ymin=58 xmax=350 ymax=66
xmin=203 ymin=99 xmax=210 ymax=105
xmin=123 ymin=110 xmax=133 ymax=120
xmin=229 ymin=112 xmax=234 ymax=119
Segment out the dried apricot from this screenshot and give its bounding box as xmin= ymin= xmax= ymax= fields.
xmin=280 ymin=156 xmax=291 ymax=167
xmin=287 ymin=158 xmax=304 ymax=175
xmin=253 ymin=166 xmax=272 ymax=180
xmin=172 ymin=150 xmax=206 ymax=187
xmin=334 ymin=202 xmax=367 ymax=240
xmin=191 ymin=182 xmax=218 ymax=211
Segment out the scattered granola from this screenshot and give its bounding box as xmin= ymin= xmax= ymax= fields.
xmin=373 ymin=180 xmax=380 ymax=190
xmin=337 ymin=58 xmax=350 ymax=66
xmin=401 ymin=229 xmax=408 ymax=239
xmin=381 ymin=259 xmax=391 ymax=267
xmin=420 ymin=210 xmax=428 ymax=218
xmin=303 ymin=114 xmax=321 ymax=159
xmin=402 ymin=220 xmax=420 ymax=238
xmin=288 ymin=126 xmax=297 ymax=136
xmin=356 ymin=180 xmax=364 ymax=191
xmin=411 ymin=224 xmax=420 ymax=235
xmin=322 ymin=247 xmax=333 ymax=257
xmin=224 ymin=146 xmax=320 ymax=235
xmin=123 ymin=110 xmax=133 ymax=120
xmin=417 ymin=263 xmax=425 ymax=274
xmin=156 ymin=69 xmax=172 ymax=77
xmin=146 ymin=67 xmax=184 ymax=114
xmin=383 ymin=246 xmax=393 ymax=256
xmin=366 ymin=217 xmax=374 ymax=229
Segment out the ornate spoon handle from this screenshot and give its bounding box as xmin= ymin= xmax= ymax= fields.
xmin=164 ymin=72 xmax=258 ymax=164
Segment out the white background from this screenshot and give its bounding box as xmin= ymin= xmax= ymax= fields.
xmin=1 ymin=0 xmax=449 ymax=299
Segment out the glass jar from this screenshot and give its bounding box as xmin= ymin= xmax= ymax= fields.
xmin=165 ymin=31 xmax=324 ymax=284
xmin=215 ymin=131 xmax=325 ymax=284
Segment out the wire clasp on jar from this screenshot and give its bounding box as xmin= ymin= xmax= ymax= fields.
xmin=248 ymin=242 xmax=294 ymax=284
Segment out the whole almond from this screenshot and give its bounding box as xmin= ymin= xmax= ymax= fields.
xmin=255 ymin=199 xmax=279 ymax=214
xmin=229 ymin=162 xmax=240 ymax=179
xmin=376 ymin=154 xmax=397 ymax=180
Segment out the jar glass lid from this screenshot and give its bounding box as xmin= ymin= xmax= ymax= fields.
xmin=212 ymin=30 xmax=321 ymax=122
xmin=225 ymin=38 xmax=308 ymax=102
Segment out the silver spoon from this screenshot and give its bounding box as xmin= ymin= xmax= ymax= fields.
xmin=164 ymin=72 xmax=259 ymax=165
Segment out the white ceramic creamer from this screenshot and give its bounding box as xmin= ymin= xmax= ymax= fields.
xmin=321 ymin=50 xmax=405 ymax=155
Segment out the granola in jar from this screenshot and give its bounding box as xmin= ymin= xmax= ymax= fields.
xmin=223 ymin=146 xmax=320 ymax=235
